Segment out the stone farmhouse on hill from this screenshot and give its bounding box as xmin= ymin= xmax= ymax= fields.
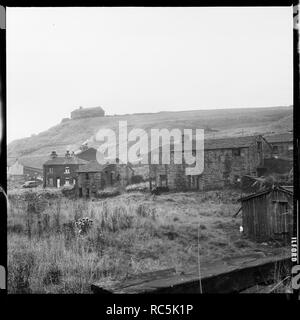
xmin=148 ymin=132 xmax=293 ymax=191
xmin=43 ymin=151 xmax=88 ymax=188
xmin=70 ymin=106 xmax=105 ymax=120
xmin=76 ymin=159 xmax=134 ymax=197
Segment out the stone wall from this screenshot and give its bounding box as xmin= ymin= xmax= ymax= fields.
xmin=76 ymin=164 xmax=134 ymax=197
xmin=149 ymin=136 xmax=269 ymax=191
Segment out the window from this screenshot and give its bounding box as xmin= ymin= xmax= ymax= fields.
xmin=272 ymin=145 xmax=279 ymax=154
xmin=64 ymin=167 xmax=70 ymax=174
xmin=288 ymin=144 xmax=293 ymax=151
xmin=159 ymin=175 xmax=167 ymax=187
xmin=233 ymin=148 xmax=241 ymax=156
xmin=49 ymin=167 xmax=53 ymax=174
xmin=65 ymin=178 xmax=70 ymax=186
xmin=85 ymin=173 xmax=89 ymax=180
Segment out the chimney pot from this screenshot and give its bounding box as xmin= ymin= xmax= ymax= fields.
xmin=50 ymin=151 xmax=57 ymax=159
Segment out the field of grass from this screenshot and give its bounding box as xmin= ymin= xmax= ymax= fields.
xmin=7 ymin=189 xmax=285 ymax=294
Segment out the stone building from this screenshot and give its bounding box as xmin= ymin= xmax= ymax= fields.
xmin=149 ymin=135 xmax=273 ymax=191
xmin=7 ymin=157 xmax=43 ymax=180
xmin=262 ymin=132 xmax=293 ymax=159
xmin=76 ymin=159 xmax=134 ymax=197
xmin=70 ymin=106 xmax=105 ymax=120
xmin=43 ymin=151 xmax=88 ymax=188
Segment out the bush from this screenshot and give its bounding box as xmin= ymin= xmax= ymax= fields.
xmin=42 ymin=265 xmax=62 ymax=285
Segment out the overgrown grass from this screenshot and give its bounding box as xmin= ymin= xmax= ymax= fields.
xmin=7 ymin=189 xmax=282 ymax=293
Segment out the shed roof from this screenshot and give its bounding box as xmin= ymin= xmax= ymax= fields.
xmin=240 ymin=185 xmax=293 ymax=202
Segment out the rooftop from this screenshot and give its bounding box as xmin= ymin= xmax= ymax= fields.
xmin=240 ymin=185 xmax=294 ymax=201
xmin=263 ymin=132 xmax=293 ymax=143
xmin=44 ymin=157 xmax=88 ymax=166
xmin=167 ymin=135 xmax=259 ymax=152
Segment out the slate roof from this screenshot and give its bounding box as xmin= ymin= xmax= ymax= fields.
xmin=44 ymin=156 xmax=88 ymax=166
xmin=76 ymin=160 xmax=108 ymax=173
xmin=74 ymin=147 xmax=97 ymax=155
xmin=204 ymin=135 xmax=258 ymax=150
xmin=169 ymin=135 xmax=258 ymax=152
xmin=263 ymin=132 xmax=293 ymax=143
xmin=76 ymin=159 xmax=133 ymax=173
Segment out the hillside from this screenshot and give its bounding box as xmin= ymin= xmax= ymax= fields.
xmin=8 ymin=106 xmax=293 ymax=169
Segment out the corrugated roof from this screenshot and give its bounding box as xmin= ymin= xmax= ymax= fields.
xmin=264 ymin=132 xmax=293 ymax=143
xmin=240 ymin=185 xmax=293 ymax=201
xmin=44 ymin=156 xmax=88 ymax=166
xmin=280 ymin=186 xmax=294 ymax=193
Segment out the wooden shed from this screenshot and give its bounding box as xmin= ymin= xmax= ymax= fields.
xmin=240 ymin=186 xmax=293 ymax=242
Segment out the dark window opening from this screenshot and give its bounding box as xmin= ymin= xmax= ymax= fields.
xmin=159 ymin=174 xmax=167 ymax=187
xmin=85 ymin=173 xmax=89 ymax=180
xmin=233 ymin=148 xmax=241 ymax=156
xmin=257 ymin=167 xmax=267 ymax=177
xmin=257 ymin=141 xmax=262 ymax=151
xmin=272 ymin=145 xmax=279 ymax=154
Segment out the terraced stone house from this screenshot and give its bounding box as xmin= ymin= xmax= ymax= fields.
xmin=43 ymin=151 xmax=87 ymax=188
xmin=76 ymin=159 xmax=134 ymax=197
xmin=149 ymin=133 xmax=293 ymax=191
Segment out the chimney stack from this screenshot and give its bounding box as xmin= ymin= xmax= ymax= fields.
xmin=65 ymin=150 xmax=71 ymax=158
xmin=50 ymin=151 xmax=57 ymax=159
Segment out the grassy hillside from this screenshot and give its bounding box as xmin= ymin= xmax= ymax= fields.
xmin=8 ymin=106 xmax=292 ymax=168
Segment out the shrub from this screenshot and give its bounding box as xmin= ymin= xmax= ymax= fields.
xmin=42 ymin=265 xmax=62 ymax=286
xmin=75 ymin=217 xmax=93 ymax=235
xmin=8 ymin=251 xmax=35 ymax=293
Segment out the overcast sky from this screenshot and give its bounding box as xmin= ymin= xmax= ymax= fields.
xmin=6 ymin=7 xmax=293 ymax=142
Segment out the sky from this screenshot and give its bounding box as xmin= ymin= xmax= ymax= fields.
xmin=6 ymin=7 xmax=293 ymax=143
